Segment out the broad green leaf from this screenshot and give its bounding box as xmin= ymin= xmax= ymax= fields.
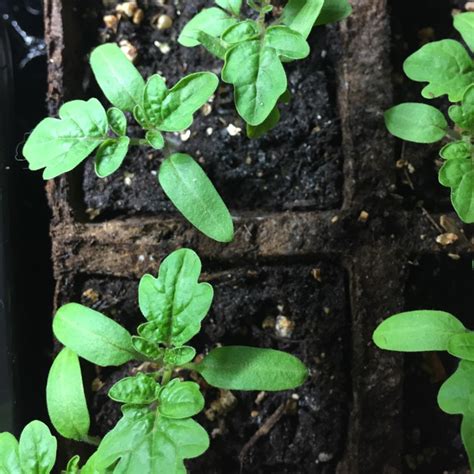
xmin=19 ymin=421 xmax=57 ymax=474
xmin=439 ymin=157 xmax=471 ymax=188
xmin=0 ymin=432 xmax=21 ymax=473
xmin=145 ymin=130 xmax=165 ymax=150
xmin=53 ymin=303 xmax=136 ymax=367
xmin=438 ymin=360 xmax=474 ymax=414
xmin=158 ymin=379 xmax=204 ymax=419
xmin=222 ymin=39 xmax=287 ymax=125
xmin=216 ymin=0 xmax=242 ymax=16
xmin=373 ymin=310 xmax=466 ymax=352
xmin=281 ymin=0 xmax=325 ymax=40
xmin=384 ymin=103 xmax=448 ymax=143
xmin=454 ymin=12 xmax=474 ymax=52
xmin=246 ymin=104 xmax=280 ymax=138
xmin=159 ymin=153 xmax=234 ymax=242
xmin=266 ymin=26 xmax=310 ymax=61
xmin=449 ymin=332 xmax=474 ymax=361
xmin=143 ymin=75 xmax=168 ymax=125
xmin=109 ymin=373 xmax=160 ymax=405
xmin=90 ymin=406 xmax=209 ymax=473
xmin=94 ymin=136 xmax=130 ymax=178
xmin=449 ymin=85 xmax=474 ymax=130
xmin=178 ymin=8 xmax=237 ymax=47
xmin=138 ymin=248 xmax=213 ymax=346
xmin=403 ymin=39 xmax=474 ymax=102
xmin=90 ymin=43 xmax=145 ymax=112
xmin=196 ymin=346 xmax=308 ymax=391
xmin=315 ymin=0 xmax=352 ymax=26
xmin=222 ymin=20 xmax=259 ymax=44
xmin=197 ymin=31 xmax=228 ymax=60
xmin=107 ymin=108 xmax=127 ymax=136
xmin=451 ymin=167 xmax=474 ymax=223
xmin=65 ymin=455 xmax=80 ymax=474
xmin=440 ymin=141 xmax=471 ymax=161
xmin=23 ymin=98 xmax=107 ymax=179
xmin=164 ymin=346 xmax=196 ymax=365
xmin=461 ymin=413 xmax=474 ymax=472
xmin=132 ymin=336 xmax=164 ymax=361
xmin=46 ymin=348 xmax=90 ymax=441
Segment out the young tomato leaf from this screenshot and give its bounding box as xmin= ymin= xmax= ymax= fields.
xmin=450 ymin=169 xmax=474 ymax=223
xmin=281 ymin=0 xmax=325 ymax=40
xmin=0 ymin=432 xmax=21 ymax=473
xmin=438 ymin=360 xmax=474 ymax=414
xmin=178 ymin=7 xmax=238 ymax=48
xmin=19 ymin=421 xmax=57 ymax=474
xmin=373 ymin=310 xmax=466 ymax=352
xmin=46 ymin=347 xmax=90 ymax=441
xmin=159 ymin=153 xmax=234 ymax=242
xmin=449 ymin=84 xmax=474 ymax=131
xmin=164 ymin=346 xmax=196 ymax=365
xmin=197 ymin=31 xmax=228 ymax=60
xmin=109 ymin=373 xmax=161 ymax=404
xmin=138 ymin=248 xmax=213 ymax=346
xmin=222 ymin=20 xmax=259 ymax=44
xmin=90 ymin=43 xmax=145 ymax=112
xmin=94 ymin=136 xmax=130 ymax=178
xmin=315 ymin=0 xmax=352 ymax=26
xmin=158 ymin=379 xmax=204 ymax=419
xmin=23 ymin=98 xmax=107 ymax=179
xmin=53 ymin=303 xmax=136 ymax=366
xmin=132 ymin=336 xmax=164 ymax=361
xmin=143 ymin=74 xmax=168 ymax=125
xmin=215 ymin=0 xmax=242 ymax=16
xmin=107 ymin=107 xmax=127 ymax=135
xmin=461 ymin=413 xmax=474 ymax=472
xmin=384 ymin=103 xmax=448 ymax=143
xmin=65 ymin=455 xmax=81 ymax=474
xmin=195 ymin=346 xmax=308 ymax=391
xmin=448 ymin=333 xmax=474 ymax=361
xmin=403 ymin=39 xmax=474 ymax=102
xmin=246 ymin=104 xmax=280 ymax=138
xmin=266 ymin=26 xmax=310 ymax=61
xmin=454 ymin=12 xmax=474 ymax=52
xmin=145 ymin=130 xmax=165 ymax=149
xmin=89 ymin=406 xmax=209 ymax=474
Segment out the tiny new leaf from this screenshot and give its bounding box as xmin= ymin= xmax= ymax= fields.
xmin=158 ymin=379 xmax=205 ymax=419
xmin=107 ymin=107 xmax=127 ymax=136
xmin=109 ymin=373 xmax=161 ymax=405
xmin=94 ymin=136 xmax=130 ymax=178
xmin=19 ymin=421 xmax=57 ymax=474
xmin=281 ymin=0 xmax=325 ymax=40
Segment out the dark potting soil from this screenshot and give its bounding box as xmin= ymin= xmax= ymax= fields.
xmin=80 ymin=0 xmax=343 ymax=218
xmin=76 ymin=263 xmax=349 ymax=473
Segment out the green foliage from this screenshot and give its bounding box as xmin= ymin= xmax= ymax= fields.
xmin=179 ymin=0 xmax=350 ymax=132
xmin=373 ymin=310 xmax=474 ymax=469
xmin=384 ymin=13 xmax=474 ymax=223
xmin=22 ymin=43 xmax=233 ymax=243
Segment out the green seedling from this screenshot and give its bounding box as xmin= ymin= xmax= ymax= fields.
xmin=384 ymin=12 xmax=474 ymax=223
xmin=1 ymin=248 xmax=308 ymax=473
xmin=178 ymin=0 xmax=351 ymax=136
xmin=23 ymin=43 xmax=233 ymax=243
xmin=373 ymin=309 xmax=474 ymax=469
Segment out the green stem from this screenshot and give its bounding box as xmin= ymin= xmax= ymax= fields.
xmin=129 ymin=138 xmax=148 ymax=146
xmin=445 ymin=128 xmax=462 ymax=142
xmin=82 ymin=435 xmax=101 ymax=447
xmin=257 ymin=0 xmax=271 ymax=33
xmin=161 ymin=366 xmax=173 ymax=385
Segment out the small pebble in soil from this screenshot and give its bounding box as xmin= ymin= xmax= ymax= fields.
xmin=82 ymin=288 xmax=100 ymax=303
xmin=119 ymin=39 xmax=138 ymax=62
xmin=201 ymin=103 xmax=212 ymax=116
xmin=180 ymin=129 xmax=191 ymax=141
xmin=250 ymin=410 xmax=259 ymax=418
xmin=133 ymin=8 xmax=144 ymax=24
xmin=124 ymin=172 xmax=134 ymax=186
xmin=154 ymin=41 xmax=171 ymax=54
xmin=435 ymin=232 xmax=458 ymax=246
xmin=116 ymin=1 xmax=138 ymax=18
xmin=448 ymin=253 xmax=461 ymax=260
xmin=318 ymin=452 xmax=334 ymax=463
xmin=311 ymin=267 xmax=322 ymax=282
xmin=206 ymin=127 xmax=213 ymax=136
xmin=331 ymin=215 xmax=339 ymax=223
xmin=261 ymin=316 xmax=275 ymax=330
xmin=275 ymin=315 xmax=295 ymax=338
xmin=358 ymin=210 xmax=369 ymax=223
xmin=103 ymin=14 xmax=119 ymax=31
xmin=226 ymin=123 xmax=242 ymax=136
xmin=154 ymin=14 xmax=173 ymax=30
xmin=467 ymin=2 xmax=474 ymax=11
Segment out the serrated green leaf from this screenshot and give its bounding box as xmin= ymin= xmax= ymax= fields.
xmin=315 ymin=0 xmax=352 ymax=26
xmin=439 ymin=141 xmax=471 ymax=161
xmin=159 ymin=379 xmax=204 ymax=419
xmin=138 ymin=248 xmax=213 ymax=346
xmin=145 ymin=130 xmax=165 ymax=150
xmin=384 ymin=103 xmax=448 ymax=143
xmin=90 ymin=43 xmax=145 ymax=112
xmin=197 ymin=31 xmax=228 ymax=59
xmin=89 ymin=406 xmax=209 ymax=473
xmin=107 ymin=108 xmax=127 ymax=135
xmin=109 ymin=373 xmax=161 ymax=405
xmin=196 ymin=346 xmax=308 ymax=391
xmin=403 ymin=39 xmax=474 ymax=102
xmin=266 ymin=26 xmax=310 ymax=61
xmin=132 ymin=336 xmax=164 ymax=361
xmin=373 ymin=310 xmax=466 ymax=352
xmin=448 ymin=332 xmax=474 ymax=361
xmin=53 ymin=303 xmax=136 ymax=367
xmin=143 ymin=75 xmax=168 ymax=125
xmin=0 ymin=432 xmax=21 ymax=473
xmin=216 ymin=0 xmax=242 ymax=16
xmin=451 ymin=166 xmax=474 ymax=223
xmin=454 ymin=12 xmax=474 ymax=52
xmin=438 ymin=360 xmax=474 ymax=414
xmin=281 ymin=0 xmax=324 ymax=40
xmin=94 ymin=136 xmax=130 ymax=178
xmin=246 ymin=104 xmax=280 ymax=138
xmin=178 ymin=8 xmax=237 ymax=47
xmin=159 ymin=153 xmax=234 ymax=242
xmin=449 ymin=84 xmax=474 ymax=131
xmin=164 ymin=346 xmax=196 ymax=366
xmin=46 ymin=348 xmax=90 ymax=441
xmin=19 ymin=421 xmax=57 ymax=474
xmin=23 ymin=98 xmax=107 ymax=179
xmin=461 ymin=412 xmax=474 ymax=472
xmin=222 ymin=20 xmax=259 ymax=44
xmin=439 ymin=157 xmax=471 ymax=188
xmin=65 ymin=455 xmax=80 ymax=474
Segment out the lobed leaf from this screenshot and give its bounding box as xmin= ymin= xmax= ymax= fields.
xmin=454 ymin=12 xmax=474 ymax=52
xmin=164 ymin=346 xmax=196 ymax=366
xmin=384 ymin=103 xmax=448 ymax=143
xmin=19 ymin=421 xmax=57 ymax=474
xmin=280 ymin=0 xmax=325 ymax=40
xmin=46 ymin=348 xmax=90 ymax=441
xmin=159 ymin=153 xmax=234 ymax=242
xmin=109 ymin=373 xmax=161 ymax=405
xmin=449 ymin=84 xmax=474 ymax=131
xmin=246 ymin=104 xmax=280 ymax=139
xmin=403 ymin=39 xmax=474 ymax=102
xmin=0 ymin=432 xmax=21 ymax=473
xmin=23 ymin=98 xmax=108 ymax=179
xmin=196 ymin=346 xmax=308 ymax=391
xmin=132 ymin=336 xmax=164 ymax=361
xmin=315 ymin=0 xmax=352 ymax=26
xmin=438 ymin=360 xmax=474 ymax=414
xmin=90 ymin=43 xmax=145 ymax=112
xmin=53 ymin=303 xmax=136 ymax=367
xmin=440 ymin=141 xmax=471 ymax=161
xmin=94 ymin=136 xmax=130 ymax=178
xmin=450 ymin=168 xmax=474 ymax=223
xmin=158 ymin=379 xmax=204 ymax=419
xmin=373 ymin=310 xmax=466 ymax=352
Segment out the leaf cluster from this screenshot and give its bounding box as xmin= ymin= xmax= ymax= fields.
xmin=373 ymin=309 xmax=474 ymax=469
xmin=178 ymin=0 xmax=351 ymax=136
xmin=384 ymin=12 xmax=474 ymax=223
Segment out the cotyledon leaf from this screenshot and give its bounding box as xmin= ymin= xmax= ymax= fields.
xmin=19 ymin=421 xmax=57 ymax=474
